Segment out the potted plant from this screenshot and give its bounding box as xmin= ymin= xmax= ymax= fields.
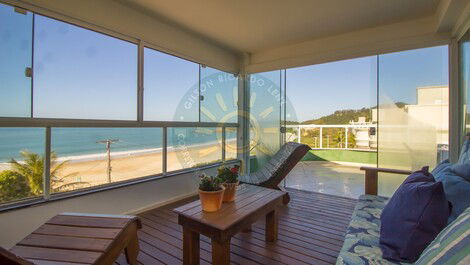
xmin=218 ymin=165 xmax=240 ymax=202
xmin=198 ymin=174 xmax=225 ymax=212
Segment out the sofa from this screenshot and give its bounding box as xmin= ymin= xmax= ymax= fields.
xmin=336 ymin=143 xmax=470 ymax=265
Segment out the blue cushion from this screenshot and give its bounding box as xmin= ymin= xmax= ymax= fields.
xmin=431 ymin=159 xmax=450 ymax=176
xmin=379 ymin=167 xmax=450 ymax=263
xmin=457 ymin=139 xmax=470 ymax=164
xmin=433 ymin=157 xmax=470 ymax=223
xmin=450 ymin=163 xmax=470 ymax=181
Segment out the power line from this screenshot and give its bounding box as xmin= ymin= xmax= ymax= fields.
xmin=96 ymin=139 xmax=119 ymax=183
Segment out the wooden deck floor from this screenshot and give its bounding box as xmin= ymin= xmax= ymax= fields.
xmin=116 ymin=188 xmax=357 ymax=265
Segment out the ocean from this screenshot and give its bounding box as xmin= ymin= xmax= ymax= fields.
xmin=0 ymin=127 xmax=237 ymax=162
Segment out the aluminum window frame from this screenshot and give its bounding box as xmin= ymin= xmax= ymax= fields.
xmin=0 ymin=1 xmax=240 ymax=211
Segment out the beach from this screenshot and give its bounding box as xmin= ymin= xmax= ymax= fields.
xmin=0 ymin=140 xmax=237 ymax=192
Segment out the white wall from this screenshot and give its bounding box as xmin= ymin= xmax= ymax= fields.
xmin=0 ymin=165 xmax=232 ymax=248
xmin=2 ymin=0 xmax=241 ymax=73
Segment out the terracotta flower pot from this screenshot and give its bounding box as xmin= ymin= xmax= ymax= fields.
xmin=199 ymin=186 xmax=225 ymax=212
xmin=222 ymin=181 xmax=239 ymax=202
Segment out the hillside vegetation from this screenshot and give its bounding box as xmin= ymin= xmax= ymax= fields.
xmin=287 ymin=102 xmax=407 ymax=125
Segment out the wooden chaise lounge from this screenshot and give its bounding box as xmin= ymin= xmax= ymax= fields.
xmin=0 ymin=213 xmax=142 ymax=265
xmin=239 ymin=142 xmax=311 ymax=204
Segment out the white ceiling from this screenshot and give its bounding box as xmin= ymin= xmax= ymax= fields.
xmin=119 ymin=0 xmax=441 ymax=53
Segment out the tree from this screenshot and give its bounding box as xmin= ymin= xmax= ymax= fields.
xmin=0 ymin=170 xmax=30 ymax=203
xmin=9 ymin=150 xmax=87 ymax=195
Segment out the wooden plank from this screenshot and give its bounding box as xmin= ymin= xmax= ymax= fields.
xmin=17 ymin=234 xmax=112 ymax=252
xmin=27 ymin=259 xmax=88 ymax=265
xmin=46 ymin=215 xmax=130 ymax=228
xmin=33 ymin=224 xmax=121 ymax=239
xmin=10 ymin=246 xmax=101 ymax=264
xmin=135 ymin=189 xmax=355 ymax=265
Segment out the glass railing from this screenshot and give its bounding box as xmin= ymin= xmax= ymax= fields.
xmin=0 ymin=121 xmax=237 ymax=208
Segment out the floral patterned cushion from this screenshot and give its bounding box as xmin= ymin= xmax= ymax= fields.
xmin=336 ymin=195 xmax=412 ymax=265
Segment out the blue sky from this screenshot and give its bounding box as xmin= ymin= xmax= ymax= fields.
xmin=0 ymin=3 xmax=449 ymax=123
xmin=286 ymin=46 xmax=448 ymax=121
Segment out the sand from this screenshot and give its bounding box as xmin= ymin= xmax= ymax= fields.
xmin=0 ymin=141 xmax=237 ymax=192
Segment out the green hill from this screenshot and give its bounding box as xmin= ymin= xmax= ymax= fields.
xmin=287 ymin=102 xmax=407 ymax=125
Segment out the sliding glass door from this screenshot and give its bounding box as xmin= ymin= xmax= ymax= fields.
xmin=460 ymin=31 xmax=470 ymax=139
xmin=377 ymin=46 xmax=449 ymax=196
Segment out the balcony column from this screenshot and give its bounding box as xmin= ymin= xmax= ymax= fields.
xmin=449 ymin=39 xmax=462 ymax=163
xmin=237 ymin=73 xmax=250 ymax=174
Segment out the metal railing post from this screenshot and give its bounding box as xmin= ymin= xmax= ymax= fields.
xmin=297 ymin=125 xmax=301 ymax=143
xmin=345 ymin=127 xmax=348 ymax=149
xmin=162 ymin=127 xmax=167 ymax=175
xmin=222 ymin=126 xmax=226 ymax=162
xmin=320 ymin=127 xmax=323 ymax=148
xmin=43 ymin=127 xmax=51 ymax=200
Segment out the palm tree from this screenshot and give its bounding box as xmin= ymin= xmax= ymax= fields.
xmin=9 ymin=150 xmax=88 ymax=195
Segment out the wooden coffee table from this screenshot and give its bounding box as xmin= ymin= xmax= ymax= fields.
xmin=173 ymin=184 xmax=286 ymax=265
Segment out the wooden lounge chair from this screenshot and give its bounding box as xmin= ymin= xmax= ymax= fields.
xmin=239 ymin=142 xmax=311 ymax=204
xmin=0 ymin=213 xmax=142 ymax=265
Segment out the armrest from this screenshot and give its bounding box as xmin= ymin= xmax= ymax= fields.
xmin=360 ymin=166 xmax=413 ymax=175
xmin=360 ymin=167 xmax=413 ymax=195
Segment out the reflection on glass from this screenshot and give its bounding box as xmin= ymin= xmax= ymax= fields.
xmin=200 ymin=66 xmax=238 ymax=123
xmin=0 ymin=128 xmax=44 ymax=204
xmin=249 ymin=71 xmax=281 ymax=171
xmin=33 ymin=15 xmax=137 ymax=120
xmin=144 ymin=48 xmax=199 ymax=121
xmin=168 ymin=127 xmax=222 ymax=172
xmin=460 ymin=31 xmax=470 ymax=136
xmin=51 ymin=128 xmax=162 ymax=193
xmin=378 ymin=46 xmax=449 ymax=196
xmin=225 ymin=127 xmax=237 ymax=160
xmin=0 ymin=3 xmax=33 ymax=117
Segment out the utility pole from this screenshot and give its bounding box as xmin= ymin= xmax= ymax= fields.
xmin=97 ymin=139 xmax=119 ymax=183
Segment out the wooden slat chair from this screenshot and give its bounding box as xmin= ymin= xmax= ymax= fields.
xmin=239 ymin=142 xmax=311 ymax=204
xmin=1 ymin=213 xmax=142 ymax=265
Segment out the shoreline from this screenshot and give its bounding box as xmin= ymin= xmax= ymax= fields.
xmin=0 ymin=139 xmax=237 ymax=168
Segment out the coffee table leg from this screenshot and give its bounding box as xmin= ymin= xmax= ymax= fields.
xmin=211 ymin=238 xmax=230 ymax=265
xmin=183 ymin=227 xmax=200 ymax=265
xmin=266 ymin=209 xmax=278 ymax=242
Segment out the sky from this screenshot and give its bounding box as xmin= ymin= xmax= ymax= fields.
xmin=0 ymin=3 xmax=449 ymax=123
xmin=286 ymin=46 xmax=448 ymax=122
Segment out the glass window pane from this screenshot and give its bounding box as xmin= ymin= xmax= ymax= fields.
xmin=144 ymin=48 xmax=199 ymax=121
xmin=0 ymin=128 xmax=44 ymax=204
xmin=378 ymin=46 xmax=449 ymax=196
xmin=0 ymin=3 xmax=33 ymax=117
xmin=33 ymin=15 xmax=137 ymax=120
xmin=284 ymin=56 xmax=377 ymax=198
xmin=200 ymin=66 xmax=238 ymax=123
xmin=249 ymin=70 xmax=281 ymax=171
xmin=460 ymin=31 xmax=470 ymax=136
xmin=168 ymin=127 xmax=222 ymax=172
xmin=51 ymin=128 xmax=162 ymax=193
xmin=225 ymin=127 xmax=237 ymax=160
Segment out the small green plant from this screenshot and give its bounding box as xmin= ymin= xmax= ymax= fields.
xmin=217 ymin=165 xmax=240 ymax=183
xmin=198 ymin=174 xmax=222 ymax=191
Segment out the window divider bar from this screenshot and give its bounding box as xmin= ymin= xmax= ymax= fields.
xmin=162 ymin=127 xmax=167 ymax=174
xmin=43 ymin=126 xmax=51 ymax=200
xmin=137 ymin=40 xmax=144 ymax=122
xmin=0 ymin=117 xmax=238 ymax=128
xmin=222 ymin=126 xmax=226 ymax=162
